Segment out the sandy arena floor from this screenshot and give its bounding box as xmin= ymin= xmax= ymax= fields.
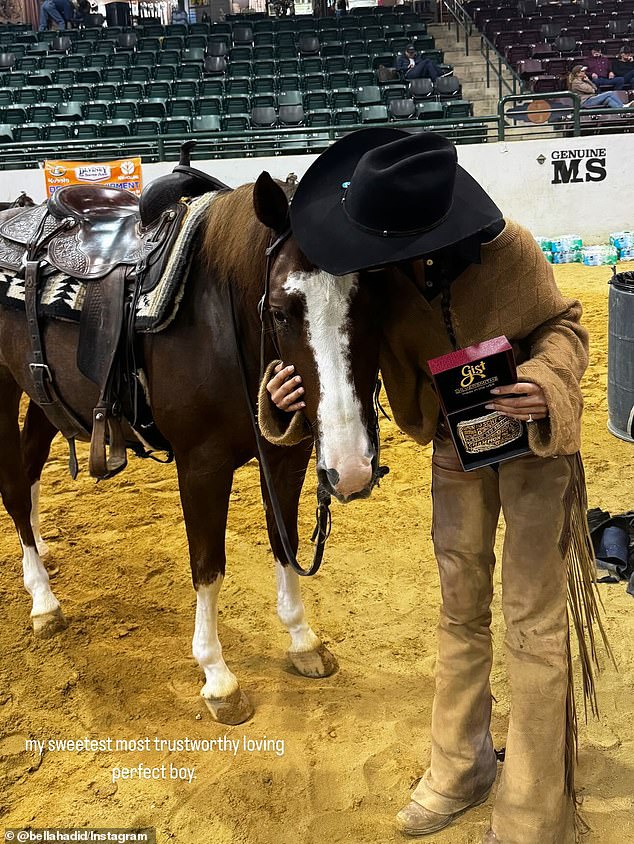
xmin=0 ymin=265 xmax=633 ymax=844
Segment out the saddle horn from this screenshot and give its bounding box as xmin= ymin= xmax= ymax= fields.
xmin=139 ymin=142 xmax=232 ymax=228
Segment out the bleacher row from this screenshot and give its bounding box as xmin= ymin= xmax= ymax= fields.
xmin=468 ymin=0 xmax=634 ymax=93
xmin=0 ymin=8 xmax=478 ymax=144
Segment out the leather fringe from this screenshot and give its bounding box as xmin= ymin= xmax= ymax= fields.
xmin=561 ymin=453 xmax=614 ymax=839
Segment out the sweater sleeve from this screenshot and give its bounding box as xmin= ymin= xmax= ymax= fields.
xmin=257 ymin=359 xmax=313 ymax=447
xmin=515 ymin=246 xmax=589 ymax=458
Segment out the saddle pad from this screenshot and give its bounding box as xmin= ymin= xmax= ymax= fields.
xmin=0 ymin=191 xmax=219 ymax=333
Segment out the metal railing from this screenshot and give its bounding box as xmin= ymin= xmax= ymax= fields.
xmin=439 ymin=0 xmax=473 ymax=56
xmin=499 ymin=91 xmax=634 ymax=141
xmin=0 ymin=100 xmax=632 ymax=171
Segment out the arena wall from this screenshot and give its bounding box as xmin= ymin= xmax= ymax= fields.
xmin=7 ymin=132 xmax=632 ymax=243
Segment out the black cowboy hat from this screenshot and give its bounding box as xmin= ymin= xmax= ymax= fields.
xmin=289 ymin=128 xmax=503 ymax=276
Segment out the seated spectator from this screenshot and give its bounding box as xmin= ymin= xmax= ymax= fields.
xmin=611 ymin=45 xmax=634 ymax=88
xmin=39 ymin=0 xmax=74 ymax=30
xmin=335 ymin=0 xmax=347 ymax=17
xmin=583 ymin=44 xmax=624 ymax=90
xmin=568 ymin=65 xmax=633 ymax=108
xmin=171 ymin=2 xmax=189 ymax=24
xmin=74 ymin=0 xmax=91 ymax=26
xmin=396 ymin=44 xmax=443 ymax=83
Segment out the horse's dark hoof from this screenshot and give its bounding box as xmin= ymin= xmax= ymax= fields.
xmin=288 ymin=644 xmax=339 ymax=678
xmin=202 ymin=688 xmax=254 ymax=725
xmin=32 ymin=607 xmax=68 ymax=638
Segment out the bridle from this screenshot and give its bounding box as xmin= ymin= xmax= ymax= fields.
xmin=229 ymin=227 xmax=388 ymax=577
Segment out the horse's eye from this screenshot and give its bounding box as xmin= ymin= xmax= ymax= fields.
xmin=272 ymin=309 xmax=287 ymax=325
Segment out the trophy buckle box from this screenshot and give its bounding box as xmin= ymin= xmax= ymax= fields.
xmin=427 ymin=336 xmax=531 ymax=471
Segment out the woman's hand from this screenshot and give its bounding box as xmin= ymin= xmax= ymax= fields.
xmin=485 ymin=381 xmax=549 ymax=422
xmin=266 ymin=362 xmax=305 ymax=412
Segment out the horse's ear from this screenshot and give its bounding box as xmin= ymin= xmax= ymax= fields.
xmin=253 ymin=171 xmax=289 ymax=234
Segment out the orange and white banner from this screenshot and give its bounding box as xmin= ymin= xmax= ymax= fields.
xmin=44 ymin=158 xmax=143 ymax=197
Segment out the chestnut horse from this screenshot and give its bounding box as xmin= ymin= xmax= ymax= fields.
xmin=0 ymin=174 xmax=381 ymax=725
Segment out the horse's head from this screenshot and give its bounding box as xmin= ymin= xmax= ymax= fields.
xmin=254 ymin=172 xmax=382 ymax=503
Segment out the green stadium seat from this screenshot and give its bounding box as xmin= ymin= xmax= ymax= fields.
xmin=253 ymin=59 xmax=276 ymax=77
xmin=301 ymin=56 xmax=323 ymax=75
xmin=353 ymin=70 xmax=376 ymax=88
xmin=371 ymin=53 xmax=394 ymax=69
xmin=13 ymin=86 xmax=40 ymax=104
xmin=318 ymin=28 xmax=339 ymax=43
xmin=251 ymin=106 xmax=277 ymax=128
xmin=304 ymin=90 xmax=328 ymax=111
xmin=0 ymin=89 xmax=12 ymax=105
xmin=360 ymin=104 xmax=389 ymax=123
xmin=109 ymin=53 xmax=132 ymax=68
xmin=64 ymin=55 xmax=85 ymax=70
xmin=56 ymin=103 xmax=86 ymax=124
xmin=164 ymin=36 xmax=185 ymax=51
xmin=254 ymin=34 xmax=275 ymax=48
xmin=173 ymin=80 xmax=198 ymax=99
xmin=388 ymin=97 xmax=416 ymax=120
xmin=278 ymin=59 xmax=299 ymax=76
xmin=83 ymin=100 xmax=109 ymax=121
xmin=154 ymin=66 xmax=176 ymax=82
xmin=180 ymin=64 xmax=203 ymax=82
xmin=18 ymin=57 xmax=41 ymax=72
xmin=229 ymin=61 xmax=252 ymax=78
xmin=277 ymin=89 xmax=302 ymax=108
xmin=129 ymin=66 xmax=151 ymax=83
xmin=334 ymin=107 xmax=359 ymax=126
xmin=53 ymin=69 xmax=75 ymax=86
xmin=77 ymin=69 xmax=103 ymax=84
xmin=252 ymin=92 xmax=276 ymax=109
xmin=138 ymin=98 xmax=167 ymax=119
xmin=146 ymin=81 xmax=172 ymax=99
xmin=328 ymin=70 xmax=351 ymax=89
xmin=279 ymin=104 xmax=304 ymax=126
xmin=109 ymin=100 xmax=137 ymax=120
xmin=116 ymin=82 xmax=143 ymax=100
xmin=252 ymin=75 xmax=276 ymax=94
xmin=99 ymin=117 xmax=132 ymax=138
xmin=29 ymin=104 xmax=54 ymax=122
xmin=278 ymin=74 xmax=300 ymax=92
xmin=383 ymin=83 xmax=408 ymax=104
xmin=416 ymin=101 xmax=444 ymax=119
xmin=349 ymin=55 xmax=371 ymax=71
xmin=132 ymin=118 xmax=162 ymax=136
xmin=2 ymin=105 xmax=27 ymax=124
xmin=230 ymin=46 xmax=252 ymax=62
xmin=191 ymin=114 xmax=220 ymax=132
xmin=224 ymin=95 xmax=250 ymax=115
xmin=46 ymin=123 xmax=73 ymax=141
xmin=67 ymin=84 xmax=94 ymax=102
xmin=197 ymin=96 xmax=223 ymax=116
xmin=5 ymin=71 xmax=27 ymax=87
xmin=14 ymin=122 xmax=44 ymax=142
xmin=166 ymin=24 xmax=187 ymax=37
xmin=182 ymin=48 xmax=205 ymax=63
xmin=443 ymin=100 xmax=473 ymax=119
xmin=356 ymin=85 xmax=382 ymax=105
xmin=221 ymin=114 xmax=249 ymax=131
xmin=277 ymin=45 xmax=299 ymax=60
xmin=40 ymin=84 xmax=67 ymax=104
xmin=303 ymin=72 xmax=326 ymax=91
xmin=190 ymin=23 xmax=210 ymax=35
xmin=200 ymin=79 xmax=224 ymax=97
xmin=162 ymin=116 xmax=191 ymax=134
xmin=331 ymin=87 xmax=355 ymax=109
xmin=0 ymin=123 xmax=13 ymax=142
xmin=306 ymin=109 xmax=331 ymax=127
xmin=169 ymin=98 xmax=194 ymax=117
xmin=186 ymin=35 xmax=208 ymax=49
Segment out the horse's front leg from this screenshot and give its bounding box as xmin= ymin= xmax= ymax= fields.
xmin=176 ymin=447 xmax=254 ymax=725
xmin=0 ymin=372 xmax=66 ymax=637
xmin=21 ymin=401 xmax=58 ymax=559
xmin=260 ymin=441 xmax=338 ymax=679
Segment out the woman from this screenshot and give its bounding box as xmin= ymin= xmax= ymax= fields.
xmin=568 ymin=64 xmax=633 ymax=108
xmin=261 ymin=129 xmax=606 ymax=844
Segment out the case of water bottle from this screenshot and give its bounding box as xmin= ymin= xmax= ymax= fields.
xmin=609 ymin=231 xmax=634 ymax=261
xmin=581 ymin=245 xmax=619 ymax=266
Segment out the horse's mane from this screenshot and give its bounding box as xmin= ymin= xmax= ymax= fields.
xmin=201 ymin=185 xmax=270 ymax=300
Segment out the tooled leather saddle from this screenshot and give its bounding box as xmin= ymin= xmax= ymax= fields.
xmin=0 ymin=142 xmax=230 ymax=480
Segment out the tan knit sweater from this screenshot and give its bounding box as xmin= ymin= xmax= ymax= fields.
xmin=259 ymin=220 xmax=589 ymax=458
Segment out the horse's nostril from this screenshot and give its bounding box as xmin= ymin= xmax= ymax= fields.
xmin=326 ymin=468 xmax=340 ymax=488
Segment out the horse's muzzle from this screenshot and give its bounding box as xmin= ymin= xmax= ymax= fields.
xmin=317 ymin=453 xmax=375 ymax=503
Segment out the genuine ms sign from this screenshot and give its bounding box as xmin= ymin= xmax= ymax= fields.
xmin=550 ymin=148 xmax=607 ymax=184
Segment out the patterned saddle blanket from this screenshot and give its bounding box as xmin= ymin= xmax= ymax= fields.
xmin=0 ymin=191 xmax=217 ymax=333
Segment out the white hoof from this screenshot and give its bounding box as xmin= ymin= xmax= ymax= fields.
xmin=202 ymin=687 xmax=254 ymax=725
xmin=288 ymin=644 xmax=339 ymax=678
xmin=32 ymin=607 xmax=68 ymax=638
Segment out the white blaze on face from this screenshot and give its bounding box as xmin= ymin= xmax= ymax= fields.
xmin=284 ymin=270 xmax=373 ymax=499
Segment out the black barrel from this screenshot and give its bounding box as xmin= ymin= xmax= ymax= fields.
xmin=106 ymin=2 xmax=132 ymax=26
xmin=607 ymin=271 xmax=634 ymax=442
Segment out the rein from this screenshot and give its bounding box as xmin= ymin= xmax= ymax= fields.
xmin=228 ymin=228 xmax=332 ymax=577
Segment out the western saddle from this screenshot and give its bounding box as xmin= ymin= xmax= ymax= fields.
xmin=0 ymin=143 xmax=230 ymax=480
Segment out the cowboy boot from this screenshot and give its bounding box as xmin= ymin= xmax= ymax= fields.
xmin=396 ymin=790 xmax=491 ymax=837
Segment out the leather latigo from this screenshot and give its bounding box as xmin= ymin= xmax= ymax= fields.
xmin=456 ymin=411 xmax=523 ymax=455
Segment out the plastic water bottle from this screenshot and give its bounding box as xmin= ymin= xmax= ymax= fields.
xmin=552 ymin=235 xmax=583 ymax=253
